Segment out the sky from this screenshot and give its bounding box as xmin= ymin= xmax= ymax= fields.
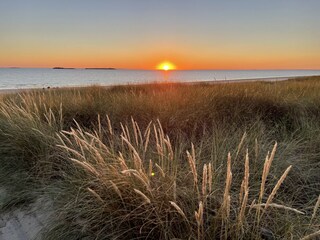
xmin=0 ymin=0 xmax=320 ymax=70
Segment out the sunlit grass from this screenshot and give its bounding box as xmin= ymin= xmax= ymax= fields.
xmin=0 ymin=76 xmax=319 ymax=239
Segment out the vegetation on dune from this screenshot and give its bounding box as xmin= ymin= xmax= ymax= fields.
xmin=0 ymin=76 xmax=320 ymax=239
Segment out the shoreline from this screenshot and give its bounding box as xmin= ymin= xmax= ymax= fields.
xmin=0 ymin=75 xmax=313 ymax=95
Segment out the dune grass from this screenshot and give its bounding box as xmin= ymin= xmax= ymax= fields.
xmin=0 ymin=76 xmax=320 ymax=239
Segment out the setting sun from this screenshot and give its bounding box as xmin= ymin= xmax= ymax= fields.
xmin=156 ymin=61 xmax=176 ymax=71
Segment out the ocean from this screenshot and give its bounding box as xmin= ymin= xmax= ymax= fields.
xmin=0 ymin=68 xmax=319 ymax=89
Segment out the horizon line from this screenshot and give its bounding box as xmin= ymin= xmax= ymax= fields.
xmin=1 ymin=67 xmax=320 ymax=71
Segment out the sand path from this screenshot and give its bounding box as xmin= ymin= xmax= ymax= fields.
xmin=0 ymin=188 xmax=53 ymax=240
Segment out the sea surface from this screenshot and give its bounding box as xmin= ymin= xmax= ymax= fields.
xmin=0 ymin=68 xmax=319 ymax=89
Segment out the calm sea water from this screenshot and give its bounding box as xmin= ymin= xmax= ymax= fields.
xmin=0 ymin=68 xmax=319 ymax=89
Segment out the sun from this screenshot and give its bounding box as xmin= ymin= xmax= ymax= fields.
xmin=156 ymin=61 xmax=176 ymax=71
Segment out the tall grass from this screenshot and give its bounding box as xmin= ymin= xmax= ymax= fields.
xmin=0 ymin=76 xmax=319 ymax=239
xmin=46 ymin=119 xmax=304 ymax=239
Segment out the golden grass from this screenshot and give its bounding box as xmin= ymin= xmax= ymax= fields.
xmin=301 ymin=230 xmax=320 ymax=240
xmin=311 ymin=195 xmax=320 ymax=222
xmin=265 ymin=165 xmax=292 ymax=210
xmin=55 ymin=116 xmax=313 ymax=238
xmin=0 ymin=78 xmax=320 ymax=239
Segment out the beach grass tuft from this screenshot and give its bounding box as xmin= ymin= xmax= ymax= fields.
xmin=0 ymin=76 xmax=320 ymax=239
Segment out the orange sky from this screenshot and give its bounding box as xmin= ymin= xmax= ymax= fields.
xmin=1 ymin=39 xmax=319 ymax=70
xmin=1 ymin=1 xmax=320 ymax=70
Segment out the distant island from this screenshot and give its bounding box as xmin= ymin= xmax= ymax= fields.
xmin=52 ymin=67 xmax=116 ymax=70
xmin=53 ymin=67 xmax=75 ymax=69
xmin=85 ymin=68 xmax=116 ymax=70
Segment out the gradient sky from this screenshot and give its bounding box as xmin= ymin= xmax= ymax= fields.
xmin=1 ymin=0 xmax=320 ymax=69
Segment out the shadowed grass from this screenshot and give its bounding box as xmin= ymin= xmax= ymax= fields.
xmin=0 ymin=76 xmax=319 ymax=239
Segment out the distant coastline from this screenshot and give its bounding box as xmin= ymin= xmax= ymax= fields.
xmin=53 ymin=67 xmax=75 ymax=70
xmin=52 ymin=67 xmax=116 ymax=70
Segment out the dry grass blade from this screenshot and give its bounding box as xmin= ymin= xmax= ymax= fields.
xmin=144 ymin=126 xmax=151 ymax=153
xmin=248 ymin=199 xmax=256 ymax=215
xmin=135 ymin=121 xmax=143 ymax=146
xmin=134 ymin=189 xmax=151 ymax=204
xmin=87 ymin=187 xmax=104 ymax=203
xmin=202 ymin=164 xmax=208 ymax=197
xmin=191 ymin=143 xmax=196 ymax=163
xmin=84 ymin=131 xmax=110 ymax=153
xmin=195 ymin=201 xmax=204 ymax=240
xmin=268 ymin=142 xmax=278 ymax=167
xmin=195 ymin=201 xmax=204 ymax=226
xmin=153 ymin=124 xmax=159 ymax=151
xmin=311 ymin=195 xmax=320 ymax=221
xmin=208 ymin=163 xmax=213 ymax=193
xmin=125 ymin=125 xmax=131 ymax=142
xmin=252 ymin=203 xmax=304 ymax=215
xmin=56 ymin=131 xmax=72 ymax=146
xmin=156 ymin=119 xmax=165 ymax=142
xmin=73 ymin=119 xmax=85 ymax=138
xmin=120 ymin=123 xmax=128 ymax=140
xmin=155 ymin=163 xmax=165 ymax=178
xmin=244 ymin=150 xmax=250 ymax=190
xmin=265 ymin=165 xmax=292 ymax=209
xmin=236 ymin=132 xmax=247 ymax=159
xmin=121 ymin=135 xmax=142 ymax=169
xmin=122 ymin=169 xmax=150 ymax=191
xmin=109 ymin=181 xmax=123 ymax=200
xmin=259 ymin=142 xmax=277 ymax=203
xmin=148 ymin=159 xmax=153 ymax=177
xmin=187 ymin=150 xmax=198 ymax=186
xmin=238 ymin=189 xmax=249 ymax=229
xmin=143 ymin=121 xmax=152 ymax=137
xmin=97 ymin=114 xmax=102 ymax=139
xmin=90 ymin=147 xmax=106 ymax=166
xmin=117 ymin=152 xmax=129 ymax=171
xmin=131 ymin=117 xmax=139 ymax=146
xmin=133 ymin=155 xmax=143 ymax=173
xmin=69 ymin=130 xmax=86 ymax=157
xmin=300 ymin=230 xmax=320 ymax=240
xmin=58 ymin=102 xmax=63 ymax=127
xmin=239 ymin=180 xmax=245 ymax=204
xmin=170 ymin=201 xmax=188 ymax=221
xmin=226 ymin=195 xmax=231 ymax=219
xmin=164 ymin=136 xmax=174 ymax=161
xmin=57 ymin=144 xmax=86 ymax=160
xmin=70 ymin=158 xmax=101 ymax=177
xmin=222 ymin=153 xmax=232 ymax=218
xmin=133 ymin=172 xmax=150 ymax=191
xmin=240 ymin=150 xmax=250 ymax=203
xmin=121 ymin=169 xmax=140 ymax=175
xmin=106 ymin=115 xmax=113 ymax=135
